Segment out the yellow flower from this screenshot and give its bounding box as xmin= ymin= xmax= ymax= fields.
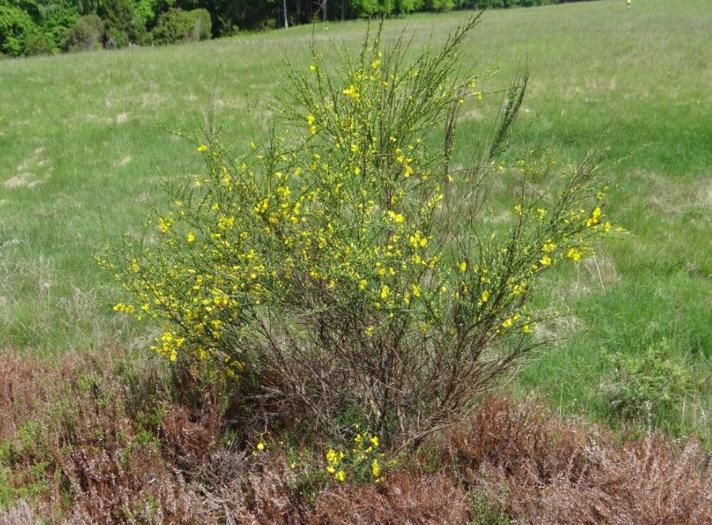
xmin=371 ymin=59 xmax=381 ymax=69
xmin=370 ymin=436 xmax=379 ymax=447
xmin=342 ymin=85 xmax=359 ymax=99
xmin=218 ymin=215 xmax=236 ymax=230
xmin=540 ymin=255 xmax=553 ymax=266
xmin=480 ymin=290 xmax=490 ymax=303
xmin=358 ymin=279 xmax=368 ymax=291
xmin=197 ymin=144 xmax=208 ymax=153
xmin=256 ymin=442 xmax=265 ymax=451
xmin=566 ymin=247 xmax=583 ymax=262
xmin=586 ymin=207 xmax=602 ymax=227
xmin=113 ymin=303 xmax=135 ymax=314
xmin=409 ymin=231 xmax=427 ymax=248
xmin=371 ymin=459 xmax=381 ymax=479
xmin=387 ymin=210 xmax=405 ymax=224
xmin=326 ymin=449 xmax=338 ymax=464
xmin=542 ymin=241 xmax=556 ymax=253
xmin=186 ymin=231 xmax=196 ymax=243
xmin=158 ymin=216 xmax=172 ymax=234
xmin=335 ymin=470 xmax=346 ymax=482
xmin=510 ymin=281 xmax=526 ymax=296
xmin=255 ymin=198 xmax=269 ymax=215
xmin=411 ymin=283 xmax=421 ymax=297
xmin=522 ymin=324 xmax=532 ymax=334
xmin=212 ymin=290 xmax=230 ymax=308
xmin=380 ymin=285 xmax=391 ymax=299
xmin=459 ymin=261 xmax=468 ymax=273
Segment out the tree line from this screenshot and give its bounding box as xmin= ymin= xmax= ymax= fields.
xmin=1 ymin=0 xmax=590 ymax=57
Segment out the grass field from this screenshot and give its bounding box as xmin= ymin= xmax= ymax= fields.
xmin=1 ymin=0 xmax=710 ymax=440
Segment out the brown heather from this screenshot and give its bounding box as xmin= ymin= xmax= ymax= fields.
xmin=0 ymin=349 xmax=83 ymax=441
xmin=447 ymin=397 xmax=712 ymax=525
xmin=1 ymin=349 xmax=710 ymax=524
xmin=158 ymin=401 xmax=222 ymax=472
xmin=0 ymin=349 xmax=204 ymax=524
xmin=308 ymin=472 xmax=472 ymax=525
xmin=191 ymin=452 xmax=309 ymax=524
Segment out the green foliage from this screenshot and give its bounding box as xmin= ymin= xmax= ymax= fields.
xmin=21 ymin=26 xmax=54 ymax=53
xmin=454 ymin=0 xmax=552 ymax=7
xmin=0 ymin=4 xmax=37 ymax=55
xmin=62 ymin=13 xmax=104 ymax=51
xmin=0 ymin=0 xmax=598 ymax=56
xmin=348 ymin=0 xmax=425 ymax=16
xmin=423 ymin=0 xmax=454 ymax=11
xmin=132 ymin=0 xmax=175 ymax=27
xmin=152 ymin=7 xmax=210 ymax=45
xmin=0 ymin=0 xmax=80 ymax=54
xmin=0 ymin=421 xmax=52 ymax=509
xmin=469 ymin=490 xmax=510 ymax=525
xmin=110 ymin=16 xmax=610 ymax=447
xmin=348 ymin=0 xmax=379 ymax=16
xmin=99 ymin=0 xmax=149 ymax=47
xmin=604 ymin=339 xmax=694 ymax=428
xmin=33 ymin=0 xmax=80 ymax=49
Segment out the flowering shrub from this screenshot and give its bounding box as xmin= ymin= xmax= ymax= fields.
xmin=324 ymin=429 xmax=391 ymax=484
xmin=109 ymin=16 xmax=611 ymax=447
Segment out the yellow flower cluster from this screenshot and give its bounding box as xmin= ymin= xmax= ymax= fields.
xmin=325 ymin=448 xmax=347 ymax=481
xmin=323 ymin=430 xmax=386 ymax=484
xmin=151 ymin=330 xmax=184 ymax=362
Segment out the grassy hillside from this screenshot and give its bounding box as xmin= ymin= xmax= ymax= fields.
xmin=1 ymin=0 xmax=710 ymax=439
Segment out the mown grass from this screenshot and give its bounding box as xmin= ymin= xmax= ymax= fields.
xmin=1 ymin=0 xmax=710 ymax=439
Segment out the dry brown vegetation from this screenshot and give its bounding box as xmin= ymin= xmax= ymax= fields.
xmin=446 ymin=397 xmax=712 ymax=525
xmin=1 ymin=348 xmax=710 ymax=524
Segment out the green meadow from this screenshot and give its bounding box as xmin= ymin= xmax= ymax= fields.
xmin=1 ymin=0 xmax=710 ymax=439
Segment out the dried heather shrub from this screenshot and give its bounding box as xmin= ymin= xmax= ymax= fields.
xmin=191 ymin=451 xmax=306 ymax=524
xmin=0 ymin=350 xmax=82 ymax=440
xmin=308 ymin=472 xmax=472 ymax=525
xmin=0 ymin=348 xmax=211 ymax=524
xmin=158 ymin=401 xmax=222 ymax=471
xmin=51 ymin=382 xmax=203 ymax=524
xmin=0 ymin=500 xmax=37 ymax=525
xmin=448 ymin=396 xmax=712 ymax=525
